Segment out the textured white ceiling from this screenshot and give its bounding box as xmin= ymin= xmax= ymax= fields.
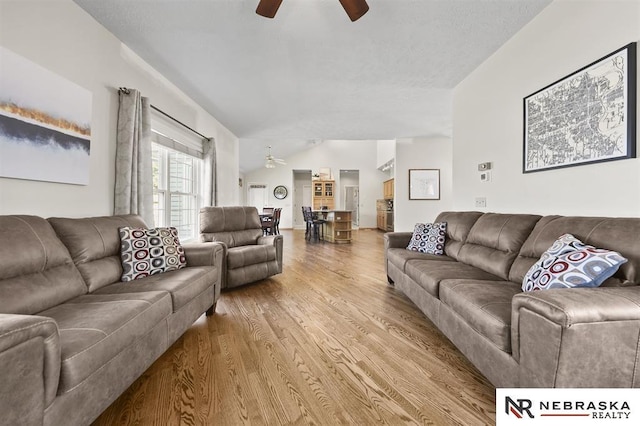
xmin=74 ymin=0 xmax=551 ymax=172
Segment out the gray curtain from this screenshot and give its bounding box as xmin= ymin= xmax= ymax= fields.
xmin=203 ymin=137 xmax=217 ymax=207
xmin=114 ymin=89 xmax=154 ymax=226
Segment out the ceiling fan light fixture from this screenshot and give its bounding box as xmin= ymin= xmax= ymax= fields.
xmin=256 ymin=0 xmax=369 ymax=22
xmin=339 ymin=0 xmax=369 ymax=22
xmin=256 ymin=0 xmax=283 ymax=18
xmin=265 ymin=161 xmax=276 ymax=169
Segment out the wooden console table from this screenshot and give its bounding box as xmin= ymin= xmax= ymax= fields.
xmin=315 ymin=210 xmax=352 ymax=244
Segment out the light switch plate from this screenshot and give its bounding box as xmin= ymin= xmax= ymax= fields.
xmin=475 ymin=197 xmax=487 ymax=208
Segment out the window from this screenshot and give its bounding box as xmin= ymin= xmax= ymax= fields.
xmin=152 ymin=143 xmax=202 ymax=241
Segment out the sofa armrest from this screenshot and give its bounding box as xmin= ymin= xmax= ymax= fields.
xmin=383 ymin=232 xmax=413 ymax=250
xmin=0 ymin=314 xmax=60 ymax=423
xmin=183 ymin=242 xmax=225 ymax=302
xmin=511 ymin=287 xmax=640 ymax=387
xmin=258 ymin=235 xmax=284 ymax=273
xmin=183 ymin=241 xmax=224 ymax=268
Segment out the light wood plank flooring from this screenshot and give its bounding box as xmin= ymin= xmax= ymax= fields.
xmin=93 ymin=229 xmax=496 ymax=425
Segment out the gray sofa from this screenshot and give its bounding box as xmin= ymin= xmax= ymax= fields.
xmin=200 ymin=206 xmax=283 ymax=289
xmin=385 ymin=211 xmax=640 ymax=388
xmin=0 ymin=214 xmax=223 ymax=426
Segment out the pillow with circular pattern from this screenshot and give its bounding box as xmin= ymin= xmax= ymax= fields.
xmin=522 ymin=233 xmax=627 ymax=292
xmin=406 ymin=222 xmax=447 ymax=255
xmin=119 ymin=227 xmax=187 ymax=282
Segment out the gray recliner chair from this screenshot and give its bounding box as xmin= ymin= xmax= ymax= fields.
xmin=199 ymin=206 xmax=283 ymax=289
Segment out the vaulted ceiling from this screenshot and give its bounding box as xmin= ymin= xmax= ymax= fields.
xmin=74 ymin=0 xmax=551 ymax=172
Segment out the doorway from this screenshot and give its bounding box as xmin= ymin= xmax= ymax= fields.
xmin=344 ymin=186 xmax=359 ymax=227
xmin=339 ymin=170 xmax=359 ymax=228
xmin=247 ymin=183 xmax=268 ymax=211
xmin=293 ymin=170 xmax=312 ymax=229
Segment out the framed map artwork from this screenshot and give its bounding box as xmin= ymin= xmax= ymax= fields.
xmin=523 ymin=42 xmax=636 ymax=173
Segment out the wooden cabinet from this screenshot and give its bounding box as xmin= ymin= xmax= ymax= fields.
xmin=383 ymin=178 xmax=394 ymax=199
xmin=377 ymin=211 xmax=385 ymax=230
xmin=312 ymin=180 xmax=335 ymax=210
xmin=323 ymin=210 xmax=352 ymax=244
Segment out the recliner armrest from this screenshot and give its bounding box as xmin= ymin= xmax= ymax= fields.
xmin=258 ymin=235 xmax=284 ymax=273
xmin=511 ymin=287 xmax=640 ymax=387
xmin=0 ymin=314 xmax=60 ymax=423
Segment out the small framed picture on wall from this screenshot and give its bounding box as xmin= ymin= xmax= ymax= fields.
xmin=409 ymin=169 xmax=440 ymax=200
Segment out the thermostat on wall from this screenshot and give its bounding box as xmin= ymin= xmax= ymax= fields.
xmin=480 ymin=171 xmax=491 ymax=182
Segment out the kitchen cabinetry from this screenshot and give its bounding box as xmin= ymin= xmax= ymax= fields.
xmin=312 ymin=180 xmax=335 ymax=210
xmin=383 ymin=178 xmax=394 ymax=199
xmin=377 ymin=211 xmax=386 ymax=230
xmin=322 ymin=210 xmax=352 ymax=244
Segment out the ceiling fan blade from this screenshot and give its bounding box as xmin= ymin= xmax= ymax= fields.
xmin=275 ymin=159 xmax=286 ymax=164
xmin=339 ymin=0 xmax=369 ymax=22
xmin=256 ymin=0 xmax=283 ymax=19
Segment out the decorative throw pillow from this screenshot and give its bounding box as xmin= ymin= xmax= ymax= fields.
xmin=522 ymin=234 xmax=627 ymax=291
xmin=119 ymin=227 xmax=187 ymax=282
xmin=406 ymin=222 xmax=447 ymax=255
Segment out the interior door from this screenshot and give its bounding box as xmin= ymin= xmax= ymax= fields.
xmin=247 ymin=184 xmax=268 ymax=211
xmin=344 ymin=185 xmax=359 ymax=227
xmin=293 ymin=170 xmax=313 ymax=229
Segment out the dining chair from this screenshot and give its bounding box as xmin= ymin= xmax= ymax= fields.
xmin=302 ymin=206 xmax=324 ymax=242
xmin=261 ymin=214 xmax=274 ymax=235
xmin=272 ymin=208 xmax=282 ymax=235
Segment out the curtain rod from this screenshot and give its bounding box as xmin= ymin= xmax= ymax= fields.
xmin=118 ymin=87 xmax=210 ymax=140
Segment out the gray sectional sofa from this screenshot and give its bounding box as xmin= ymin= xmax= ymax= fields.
xmin=385 ymin=211 xmax=640 ymax=388
xmin=0 ymin=214 xmax=223 ymax=426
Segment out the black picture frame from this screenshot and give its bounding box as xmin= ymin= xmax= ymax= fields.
xmin=408 ymin=169 xmax=440 ymax=200
xmin=523 ymin=42 xmax=636 ymax=173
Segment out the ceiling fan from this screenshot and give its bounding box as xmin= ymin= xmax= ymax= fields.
xmin=256 ymin=0 xmax=369 ymax=22
xmin=265 ymin=146 xmax=286 ymax=169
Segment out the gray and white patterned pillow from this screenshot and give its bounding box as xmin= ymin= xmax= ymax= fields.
xmin=406 ymin=222 xmax=447 ymax=255
xmin=119 ymin=227 xmax=187 ymax=282
xmin=522 ymin=233 xmax=627 ymax=291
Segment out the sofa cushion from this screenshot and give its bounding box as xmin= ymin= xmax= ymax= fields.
xmin=433 ymin=211 xmax=484 ymax=259
xmin=440 ymin=279 xmax=521 ymax=353
xmin=406 ymin=222 xmax=447 ymax=255
xmin=93 ymin=266 xmax=216 ymax=312
xmin=387 ymin=248 xmax=455 ymax=274
xmin=457 ymin=213 xmax=541 ymax=280
xmin=48 ymin=215 xmax=148 ymax=292
xmin=227 ymin=245 xmax=277 ymax=270
xmin=405 ymin=260 xmax=501 ymax=298
xmin=510 ymin=216 xmax=640 ymax=287
xmin=38 ymin=291 xmax=171 ymax=394
xmin=0 ymin=215 xmax=87 ymax=314
xmin=522 ymin=234 xmax=627 ymax=291
xmin=119 ymin=227 xmax=187 ymax=281
xmin=199 ymin=206 xmax=263 ymax=248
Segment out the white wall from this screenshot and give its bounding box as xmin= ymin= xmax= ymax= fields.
xmin=394 ymin=137 xmax=453 ymax=231
xmin=453 ymin=0 xmax=640 ymax=216
xmin=0 ymin=0 xmax=239 ymax=217
xmin=376 ymin=139 xmax=395 ymax=168
xmin=243 ymin=140 xmax=389 ymax=229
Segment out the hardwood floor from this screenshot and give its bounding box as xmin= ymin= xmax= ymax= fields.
xmin=93 ymin=229 xmax=496 ymax=425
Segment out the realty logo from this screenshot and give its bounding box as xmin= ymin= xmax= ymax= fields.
xmin=506 ymin=396 xmax=535 ymax=419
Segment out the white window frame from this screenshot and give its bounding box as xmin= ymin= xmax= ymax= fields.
xmin=152 ymin=143 xmax=202 ymax=242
